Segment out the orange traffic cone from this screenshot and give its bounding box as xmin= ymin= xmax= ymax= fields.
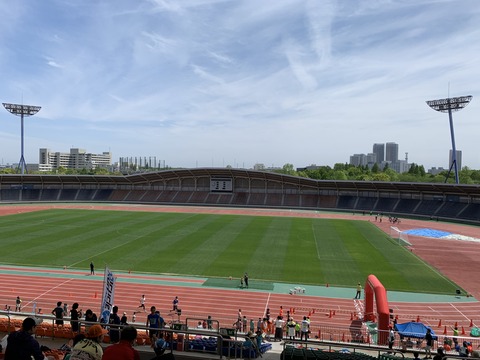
xmin=443 ymin=326 xmax=447 ymax=335
xmin=470 ymin=319 xmax=474 ymax=327
xmin=461 ymin=326 xmax=466 ymax=335
xmin=416 ymin=315 xmax=420 ymax=322
xmin=438 ymin=319 xmax=442 ymax=327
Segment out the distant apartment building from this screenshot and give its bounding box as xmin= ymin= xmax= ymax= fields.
xmin=449 ymin=150 xmax=462 ymax=170
xmin=349 ymin=142 xmax=409 ymax=173
xmin=372 ymin=143 xmax=385 ymax=164
xmin=350 ymin=154 xmax=367 ymax=167
xmin=385 ymin=142 xmax=399 ymax=163
xmin=39 ymin=148 xmax=112 ymax=171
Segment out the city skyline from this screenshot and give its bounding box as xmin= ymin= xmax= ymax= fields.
xmin=1 ymin=1 xmax=479 ymax=170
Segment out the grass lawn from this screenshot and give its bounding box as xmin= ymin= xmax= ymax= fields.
xmin=0 ymin=209 xmax=458 ymax=294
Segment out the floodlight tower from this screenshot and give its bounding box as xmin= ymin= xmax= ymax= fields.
xmin=2 ymin=102 xmax=42 ymax=174
xmin=426 ymin=95 xmax=472 ymax=184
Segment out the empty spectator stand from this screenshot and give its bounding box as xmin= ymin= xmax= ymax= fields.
xmin=0 ymin=169 xmax=479 ymax=225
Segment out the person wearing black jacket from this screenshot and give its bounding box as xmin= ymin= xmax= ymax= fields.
xmin=5 ymin=317 xmax=44 ymax=360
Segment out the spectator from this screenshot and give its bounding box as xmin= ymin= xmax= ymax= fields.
xmin=257 ymin=317 xmax=262 ymax=332
xmin=70 ymin=302 xmax=82 ymax=334
xmin=287 ymin=317 xmax=296 ymax=340
xmin=63 ymin=333 xmax=86 ymax=360
xmin=121 ymin=312 xmax=128 ymax=326
xmin=146 ymin=306 xmax=161 ymax=340
xmin=243 ymin=331 xmax=255 ymax=349
xmin=433 ymin=347 xmax=445 ymax=360
xmin=5 ymin=317 xmax=44 ymax=360
xmin=108 ymin=306 xmax=121 ymax=343
xmin=52 ymin=301 xmax=65 ymax=327
xmin=274 ymin=315 xmax=284 ymax=342
xmin=84 ymin=309 xmax=98 ymax=332
xmin=102 ymin=325 xmax=140 ymax=360
xmin=300 ymin=316 xmax=309 ymax=341
xmin=459 ymin=341 xmax=469 ymax=358
xmin=424 ymin=328 xmax=434 ymax=359
xmin=207 ymin=315 xmax=213 ymax=330
xmin=150 ymin=333 xmax=167 ymax=360
xmin=69 ymin=324 xmax=106 ymax=360
xmin=388 ymin=326 xmax=395 ymax=351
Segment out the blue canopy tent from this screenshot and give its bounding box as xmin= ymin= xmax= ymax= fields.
xmin=394 ymin=322 xmax=438 ymax=340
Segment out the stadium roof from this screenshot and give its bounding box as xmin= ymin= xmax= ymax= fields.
xmin=0 ymin=168 xmax=479 ymax=197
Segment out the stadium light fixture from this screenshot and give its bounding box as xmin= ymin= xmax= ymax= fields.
xmin=426 ymin=95 xmax=472 ymax=184
xmin=2 ymin=102 xmax=42 ymax=174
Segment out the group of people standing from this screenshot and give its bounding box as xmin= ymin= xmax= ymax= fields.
xmin=240 ymin=272 xmax=249 ymax=288
xmin=239 ymin=307 xmax=311 ymax=344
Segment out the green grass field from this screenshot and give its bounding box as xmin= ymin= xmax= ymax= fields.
xmin=0 ymin=209 xmax=458 ymax=294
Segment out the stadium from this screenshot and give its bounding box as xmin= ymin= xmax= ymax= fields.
xmin=1 ymin=169 xmax=480 ymax=360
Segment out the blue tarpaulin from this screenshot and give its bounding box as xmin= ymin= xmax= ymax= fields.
xmin=403 ymin=228 xmax=452 ymax=238
xmin=394 ymin=322 xmax=438 ymax=340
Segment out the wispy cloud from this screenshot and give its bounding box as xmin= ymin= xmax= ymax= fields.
xmin=0 ymin=0 xmax=479 ymax=169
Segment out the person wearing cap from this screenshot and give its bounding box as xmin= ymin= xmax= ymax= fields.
xmin=102 ymin=325 xmax=140 ymax=360
xmin=5 ymin=317 xmax=44 ymax=360
xmin=354 ymin=282 xmax=362 ymax=299
xmin=69 ymin=324 xmax=106 ymax=360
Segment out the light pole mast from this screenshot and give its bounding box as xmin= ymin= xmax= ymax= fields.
xmin=2 ymin=102 xmax=41 ymax=174
xmin=426 ymin=95 xmax=472 ymax=184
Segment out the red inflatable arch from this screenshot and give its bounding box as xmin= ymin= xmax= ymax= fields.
xmin=363 ymin=274 xmax=389 ymax=344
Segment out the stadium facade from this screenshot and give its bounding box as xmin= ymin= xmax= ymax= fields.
xmin=0 ymin=168 xmax=478 ymax=224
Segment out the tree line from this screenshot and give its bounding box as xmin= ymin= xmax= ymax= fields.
xmin=1 ymin=163 xmax=480 ymax=184
xmin=273 ymin=163 xmax=480 ymax=184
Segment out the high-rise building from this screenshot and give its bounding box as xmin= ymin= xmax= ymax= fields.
xmin=449 ymin=150 xmax=462 ymax=171
xmin=372 ymin=143 xmax=385 ymax=164
xmin=350 ymin=154 xmax=367 ymax=166
xmin=385 ymin=142 xmax=399 ymax=163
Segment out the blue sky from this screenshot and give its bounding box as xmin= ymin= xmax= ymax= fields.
xmin=1 ymin=0 xmax=479 ymax=170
